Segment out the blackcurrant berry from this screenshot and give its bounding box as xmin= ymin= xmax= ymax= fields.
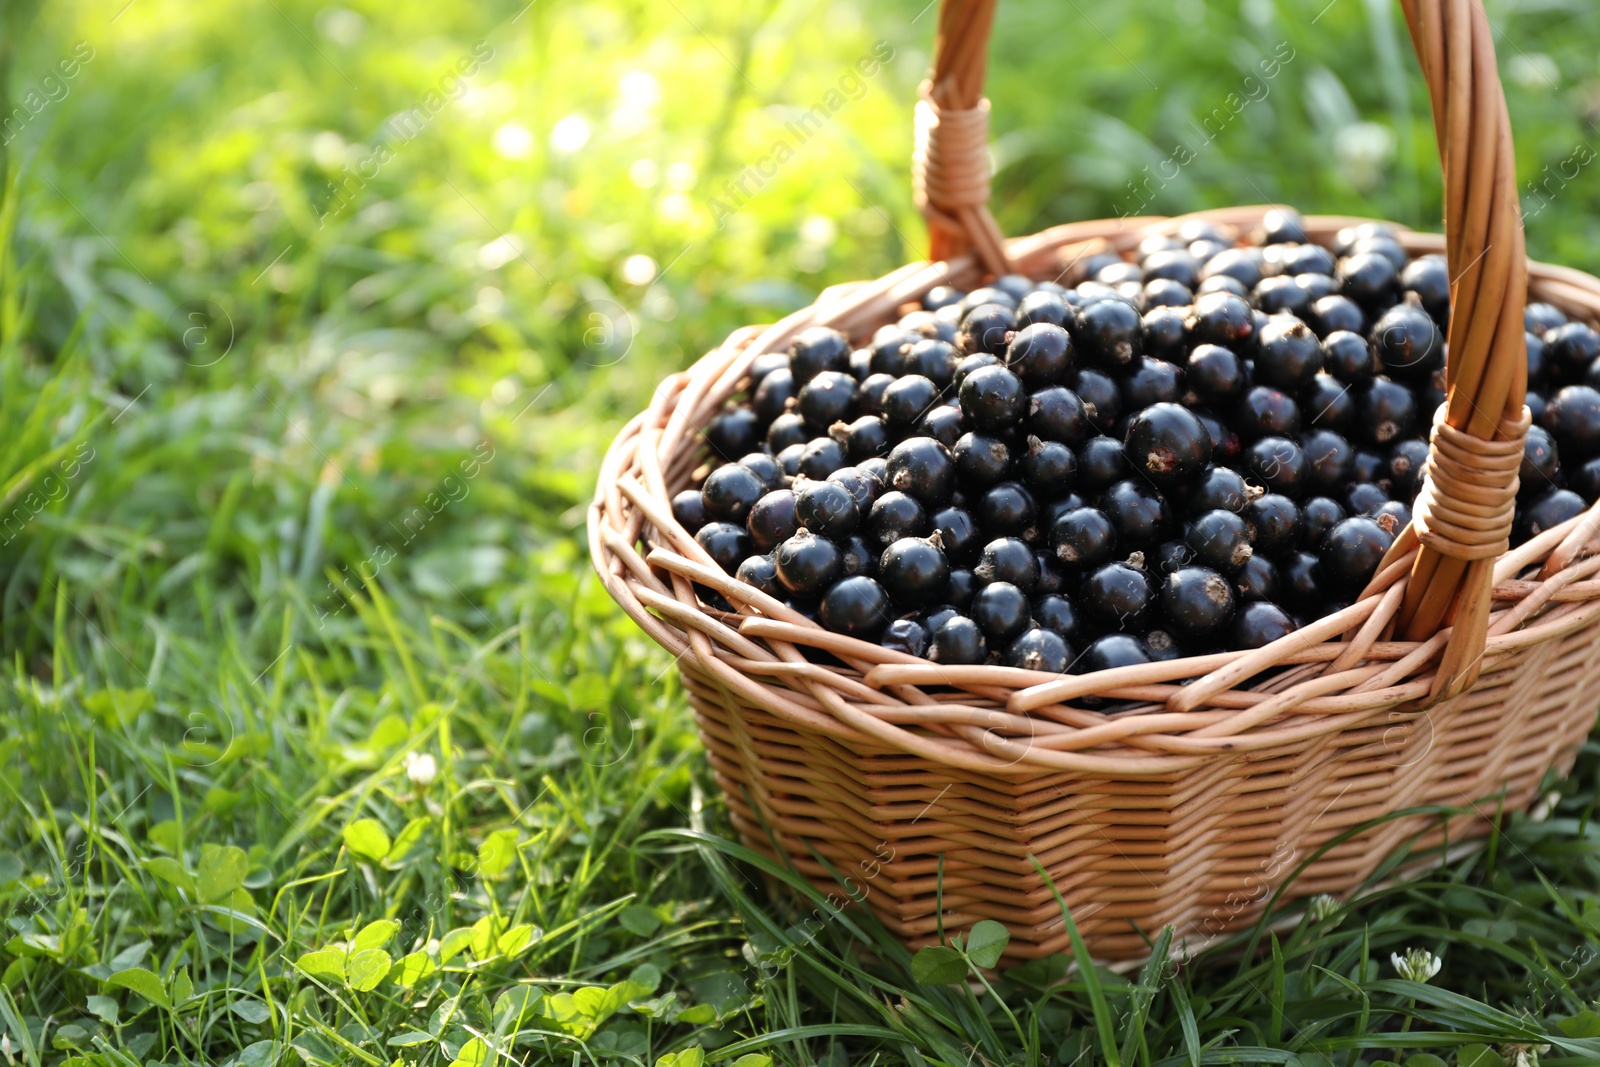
xmin=1302 ymin=496 xmax=1346 ymax=548
xmin=752 ymin=367 xmax=797 ymax=422
xmin=1187 ymin=291 xmax=1257 ymax=350
xmin=1401 ymin=255 xmax=1451 ymax=323
xmin=975 ymin=536 xmax=1039 ymax=591
xmin=1050 ymin=506 xmax=1118 ymax=570
xmin=1199 ymin=248 xmax=1265 ymax=290
xmin=1517 ymin=488 xmax=1587 ymax=544
xmin=1120 ymin=356 xmax=1184 ymax=409
xmin=698 ymin=522 xmax=752 ymax=573
xmin=1320 ymin=516 xmax=1393 ymax=594
xmin=706 ymin=408 xmax=763 ymax=461
xmin=917 ymin=404 xmax=965 ymax=449
xmin=928 ymin=613 xmax=987 ymax=664
xmin=958 ymin=303 xmax=1019 ymax=356
xmin=971 ymin=582 xmax=1032 ymax=643
xmin=1245 ymin=492 xmax=1302 ymax=557
xmin=1078 ymin=435 xmax=1129 ymax=493
xmin=1017 ymin=290 xmax=1071 ymax=329
xmin=797 ymin=370 xmax=856 ymax=429
xmin=1233 ymin=553 xmax=1280 ymax=602
xmin=1123 ymin=402 xmax=1212 ymax=485
xmin=795 ymin=480 xmax=859 ymax=538
xmin=886 ymin=436 xmax=956 ymax=504
xmin=1073 ymin=370 xmax=1123 ymax=434
xmin=736 ymin=553 xmax=784 ymax=599
xmin=1543 ymin=385 xmax=1600 ymax=461
xmin=1186 ymin=465 xmax=1251 ymax=513
xmin=820 ymin=576 xmax=891 ymax=638
xmin=1306 ymin=295 xmax=1365 ymax=338
xmin=1338 ymin=251 xmax=1399 ymax=307
xmin=1302 ymin=373 xmax=1356 ymax=432
xmin=797 ymin=437 xmax=848 ymax=480
xmin=1235 ymin=385 xmax=1302 ymax=439
xmin=1100 ymin=480 xmax=1171 ymax=550
xmin=747 ymin=489 xmax=800 ymax=551
xmin=1005 ymin=323 xmax=1073 ymax=388
xmin=960 ymin=364 xmax=1027 ymax=431
xmin=1255 ymin=315 xmax=1324 ymax=391
xmin=672 ymin=489 xmax=709 ymax=534
xmin=879 ymin=536 xmax=950 ymax=605
xmin=1187 ymin=344 xmax=1248 ymax=404
xmin=1141 ymin=304 xmax=1190 ymax=361
xmin=930 ymin=506 xmax=982 ymax=565
xmin=880 ymin=616 xmax=930 ymax=657
xmin=1028 ymin=385 xmax=1093 ymax=445
xmin=1186 ymin=509 xmax=1254 ymax=573
xmin=1078 ymin=297 xmax=1143 ymax=369
xmin=1546 ymin=322 xmax=1600 ymax=382
xmin=953 ymin=432 xmax=1011 ymax=486
xmin=1354 ymin=377 xmax=1418 ymax=447
xmin=766 ymin=412 xmax=810 ymax=453
xmin=1526 ymin=301 xmax=1567 ymax=335
xmin=703 ymin=463 xmax=768 ymax=524
xmin=1370 ymin=304 xmax=1443 ymax=383
xmin=1279 ymin=550 xmax=1325 ymax=605
xmin=978 ymin=481 xmax=1039 ymax=537
xmin=789 ymin=326 xmax=851 ymax=383
xmin=1083 ymin=560 xmax=1156 ymax=629
xmin=1033 ymin=594 xmax=1081 ymax=639
xmin=1245 ymin=436 xmax=1310 ymax=497
xmin=1161 ymin=566 xmax=1236 ymax=639
xmin=1004 ymin=628 xmax=1074 ymax=672
xmin=1080 ymin=633 xmax=1152 ymax=672
xmin=881 ymin=375 xmax=942 ymax=431
xmin=1232 ymin=601 xmax=1297 ymax=649
xmin=1520 ymin=425 xmax=1560 ymax=492
xmin=1300 ymin=429 xmax=1355 ymax=494
xmin=1253 ymin=275 xmax=1312 ymax=317
xmin=867 ymin=491 xmax=928 ymax=547
xmin=1260 ymin=208 xmax=1309 ymax=245
xmin=903 ymin=338 xmax=961 ymax=387
xmin=1020 ymin=436 xmax=1078 ymax=494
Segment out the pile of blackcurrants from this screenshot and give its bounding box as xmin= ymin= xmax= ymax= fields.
xmin=670 ymin=209 xmax=1600 ymax=675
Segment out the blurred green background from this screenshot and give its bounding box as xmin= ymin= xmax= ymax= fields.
xmin=6 ymin=0 xmax=1600 ymax=1063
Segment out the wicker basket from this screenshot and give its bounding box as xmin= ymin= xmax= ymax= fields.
xmin=589 ymin=0 xmax=1600 ymax=962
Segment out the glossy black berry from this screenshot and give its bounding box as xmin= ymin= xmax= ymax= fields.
xmin=789 ymin=326 xmax=851 ymax=383
xmin=1004 ymin=627 xmax=1074 ymax=672
xmin=1306 ymin=295 xmax=1365 ymax=338
xmin=1186 ymin=466 xmax=1251 ymax=514
xmin=930 ymin=506 xmax=982 ymax=565
xmin=796 ymin=437 xmax=848 ymax=480
xmin=1546 ymin=322 xmax=1600 ymax=382
xmin=840 ymin=534 xmax=875 ymax=577
xmin=880 ymin=375 xmax=942 ymax=431
xmin=1279 ymin=550 xmax=1325 ymax=605
xmin=879 ymin=536 xmax=950 ymax=606
xmin=1017 ymin=290 xmax=1071 ymax=329
xmin=1302 ymin=496 xmax=1346 ymax=548
xmin=971 ymin=582 xmax=1032 ymax=643
xmin=1080 ymin=633 xmax=1152 ymax=672
xmin=736 ymin=553 xmax=784 ymax=599
xmin=880 ymin=617 xmax=930 ymax=657
xmin=953 ymin=432 xmax=1011 ymax=486
xmin=867 ymin=490 xmax=928 ymax=547
xmin=1073 ymin=370 xmax=1122 ymax=435
xmin=928 ymin=613 xmax=987 ymax=664
xmin=1244 ymin=493 xmax=1302 ymax=557
xmin=1034 ymin=594 xmax=1081 ymax=639
xmin=1260 ymin=208 xmax=1309 ymax=245
xmin=958 ymin=303 xmax=1018 ymax=356
xmin=1141 ymin=304 xmax=1190 ymax=361
xmin=697 ymin=522 xmax=752 ymax=574
xmin=1400 ymin=255 xmax=1450 ymax=322
xmin=1520 ymin=425 xmax=1560 ymax=492
xmin=1246 ymin=436 xmax=1310 ymax=497
xmin=796 ymin=371 xmax=856 ymax=429
xmin=1526 ymin=301 xmax=1567 ymax=335
xmin=702 ymin=463 xmax=768 ymax=525
xmin=978 ymin=482 xmax=1038 ymax=538
xmin=1187 ymin=509 xmax=1254 ymax=573
xmin=946 ymin=567 xmax=979 ymax=608
xmin=1078 ymin=435 xmax=1129 ymax=494
xmin=672 ymin=489 xmax=708 ymax=534
xmin=1370 ymin=304 xmax=1443 ymax=383
xmin=1517 ymin=488 xmax=1587 ymax=544
xmin=1120 ymin=356 xmax=1184 ymax=409
xmin=766 ymin=412 xmax=809 ymax=453
xmin=835 ymin=415 xmax=889 ymax=462
xmin=1320 ymin=517 xmax=1393 ymax=594
xmin=1302 ymin=373 xmax=1356 ymax=432
xmin=1077 ymin=297 xmax=1143 ymax=369
xmin=1232 ymin=601 xmax=1297 ymax=649
xmin=1083 ymin=561 xmax=1156 ymax=629
xmin=1200 ymin=248 xmax=1265 ymax=290
xmin=1543 ymin=386 xmax=1600 ymax=461
xmin=1027 ymin=385 xmax=1092 ymax=445
xmin=960 ymin=364 xmax=1027 ymax=431
xmin=1187 ymin=344 xmax=1247 ymax=404
xmin=1020 ymin=436 xmax=1078 ymax=494
xmin=886 ymin=437 xmax=956 ymax=504
xmin=747 ymin=489 xmax=800 ymax=551
xmin=705 ymin=408 xmax=763 ymax=462
xmin=1100 ymin=480 xmax=1171 ymax=550
xmin=1006 ymin=323 xmax=1073 ymax=388
xmin=903 ymin=338 xmax=960 ymax=387
xmin=1255 ymin=315 xmax=1324 ymax=391
xmin=1187 ymin=291 xmax=1257 ymax=351
xmin=1161 ymin=566 xmax=1236 ymax=639
xmin=1354 ymin=377 xmax=1418 ymax=447
xmin=1233 ymin=554 xmax=1280 ymax=603
xmin=1123 ymin=402 xmax=1212 ymax=486
xmin=975 ymin=536 xmax=1039 ymax=591
xmin=1235 ymin=386 xmax=1302 ymax=440
xmin=819 ymin=576 xmax=891 ymax=638
xmin=917 ymin=404 xmax=965 ymax=449
xmin=752 ymin=367 xmax=797 ymax=421
xmin=1321 ymin=330 xmax=1375 ymax=384
xmin=1050 ymin=506 xmax=1118 ymax=570
xmin=1338 ymin=251 xmax=1399 ymax=307
xmin=795 ymin=480 xmax=859 ymax=538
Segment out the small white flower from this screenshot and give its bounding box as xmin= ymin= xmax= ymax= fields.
xmin=1391 ymin=947 xmax=1442 ymax=983
xmin=1529 ymin=790 xmax=1561 ymax=823
xmin=1501 ymin=1043 xmax=1551 ymax=1067
xmin=404 ymin=751 xmax=438 ymax=787
xmin=1307 ymin=894 xmax=1340 ymax=922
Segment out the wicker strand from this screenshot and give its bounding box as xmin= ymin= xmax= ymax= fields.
xmin=1410 ymin=406 xmax=1531 ymax=560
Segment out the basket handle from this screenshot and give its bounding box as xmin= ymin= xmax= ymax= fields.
xmin=919 ymin=0 xmax=1528 ymax=699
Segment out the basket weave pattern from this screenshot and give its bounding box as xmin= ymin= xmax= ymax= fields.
xmin=589 ymin=0 xmax=1600 ymax=962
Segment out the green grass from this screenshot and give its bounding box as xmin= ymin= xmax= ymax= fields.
xmin=5 ymin=0 xmax=1600 ymax=1063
